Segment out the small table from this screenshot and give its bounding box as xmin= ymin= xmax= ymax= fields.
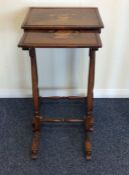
xmin=18 ymin=7 xmax=104 ymax=160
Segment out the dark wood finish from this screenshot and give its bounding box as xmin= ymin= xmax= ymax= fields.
xmin=18 ymin=31 xmax=102 ymax=49
xmin=86 ymin=48 xmax=96 ymax=131
xmin=40 ymin=96 xmax=86 ymax=100
xmin=85 ymin=132 xmax=92 ymax=160
xmin=31 ymin=131 xmax=40 ymax=159
xmin=84 ymin=48 xmax=96 ymax=160
xmin=18 ymin=7 xmax=103 ymax=160
xmin=41 ymin=118 xmax=84 ymax=123
xmin=29 ymin=48 xmax=40 ymax=115
xmin=31 ymin=116 xmax=41 ymax=159
xmin=22 ymin=7 xmax=104 ymax=32
xmin=29 ymin=48 xmax=42 ymax=159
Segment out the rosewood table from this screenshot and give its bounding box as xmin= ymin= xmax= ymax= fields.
xmin=18 ymin=7 xmax=104 ymax=160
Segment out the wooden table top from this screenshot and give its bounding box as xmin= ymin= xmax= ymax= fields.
xmin=22 ymin=7 xmax=104 ymax=31
xmin=18 ymin=30 xmax=102 ymax=49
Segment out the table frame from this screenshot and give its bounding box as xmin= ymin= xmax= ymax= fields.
xmin=29 ymin=47 xmax=97 ymax=160
xmin=18 ymin=7 xmax=103 ymax=160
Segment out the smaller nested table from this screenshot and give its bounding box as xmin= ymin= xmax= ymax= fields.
xmin=18 ymin=7 xmax=103 ymax=160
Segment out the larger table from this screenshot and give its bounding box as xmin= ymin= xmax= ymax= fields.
xmin=18 ymin=7 xmax=104 ymax=160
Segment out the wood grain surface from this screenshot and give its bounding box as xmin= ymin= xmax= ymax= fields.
xmin=22 ymin=7 xmax=104 ymax=31
xmin=18 ymin=30 xmax=102 ymax=48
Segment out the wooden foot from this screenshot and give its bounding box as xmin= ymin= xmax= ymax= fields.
xmin=31 ymin=131 xmax=40 ymax=159
xmin=85 ymin=133 xmax=92 ymax=160
xmin=31 ymin=116 xmax=42 ymax=159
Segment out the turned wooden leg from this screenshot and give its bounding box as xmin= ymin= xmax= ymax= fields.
xmin=29 ymin=48 xmax=42 ymax=159
xmin=85 ymin=48 xmax=97 ymax=160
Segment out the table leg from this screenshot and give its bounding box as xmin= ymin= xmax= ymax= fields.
xmin=85 ymin=48 xmax=96 ymax=160
xmin=29 ymin=48 xmax=42 ymax=159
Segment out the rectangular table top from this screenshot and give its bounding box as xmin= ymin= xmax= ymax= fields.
xmin=18 ymin=30 xmax=102 ymax=49
xmin=22 ymin=7 xmax=104 ymax=32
